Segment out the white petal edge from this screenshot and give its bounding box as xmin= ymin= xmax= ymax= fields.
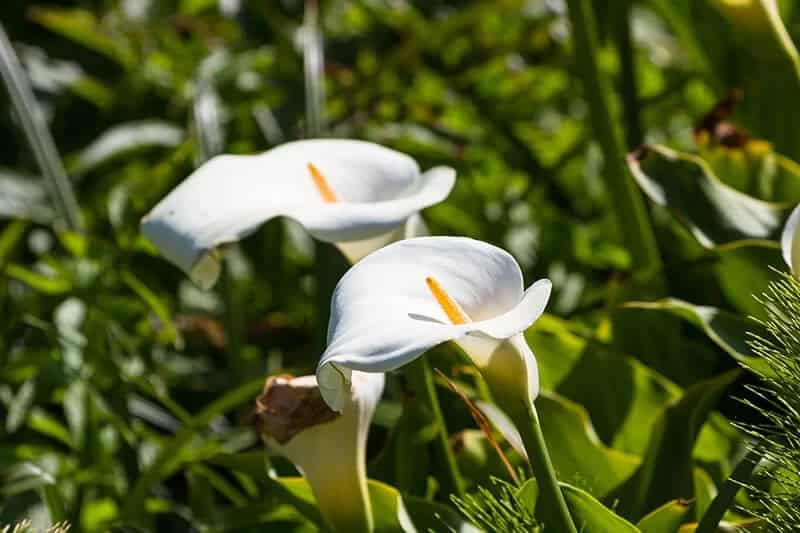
xmin=296 ymin=166 xmax=455 ymax=242
xmin=317 ymin=277 xmax=551 ymax=412
xmin=781 ymin=203 xmax=800 ymax=274
xmin=334 ymin=212 xmax=430 ymax=264
xmin=141 ymin=140 xmax=455 ymax=289
xmin=475 ymin=400 xmax=527 ymax=460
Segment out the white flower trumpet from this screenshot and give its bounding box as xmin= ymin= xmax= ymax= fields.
xmin=316 ymin=236 xmax=551 ymax=415
xmin=141 ymin=139 xmax=456 ymax=289
xmin=253 ymin=371 xmax=396 ymax=532
xmin=782 ymin=203 xmax=800 ymax=274
xmin=313 ymin=236 xmax=577 ymax=532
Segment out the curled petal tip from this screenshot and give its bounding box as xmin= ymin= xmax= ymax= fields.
xmin=781 ymin=203 xmax=800 ymax=274
xmin=316 ymin=362 xmax=351 ymax=413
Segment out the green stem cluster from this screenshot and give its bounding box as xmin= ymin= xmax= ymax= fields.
xmin=405 ymin=356 xmax=466 ymax=497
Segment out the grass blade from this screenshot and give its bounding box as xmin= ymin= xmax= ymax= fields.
xmin=0 ymin=23 xmax=82 ymax=232
xmin=302 ymin=0 xmax=325 ymax=137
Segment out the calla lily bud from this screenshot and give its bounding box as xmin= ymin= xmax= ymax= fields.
xmin=316 ymin=236 xmax=550 ymax=420
xmin=141 ymin=139 xmax=455 ymax=289
xmin=253 ymin=371 xmax=385 ymax=533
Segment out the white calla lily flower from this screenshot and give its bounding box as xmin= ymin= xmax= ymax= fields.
xmin=315 ymin=236 xmax=551 ymax=415
xmin=254 ymin=370 xmax=391 ymax=532
xmin=141 ymin=139 xmax=455 ymax=289
xmin=781 ymin=203 xmax=800 ymax=274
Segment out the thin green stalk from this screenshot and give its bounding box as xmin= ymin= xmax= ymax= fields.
xmin=0 ymin=23 xmax=82 ymax=232
xmin=695 ymin=448 xmax=761 ymax=533
xmin=193 ymin=78 xmax=244 ymax=375
xmin=565 ymin=0 xmax=660 ymax=274
xmin=612 ymin=0 xmax=643 ymax=149
xmin=405 ymin=356 xmax=465 ymax=497
xmin=303 ymin=0 xmax=325 ymax=137
xmin=513 ymin=401 xmax=578 ymax=533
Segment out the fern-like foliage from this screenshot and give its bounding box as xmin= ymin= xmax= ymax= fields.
xmin=0 ymin=521 xmax=70 ymax=533
xmin=743 ymin=272 xmax=800 ymax=530
xmin=449 ymin=477 xmax=542 ymax=533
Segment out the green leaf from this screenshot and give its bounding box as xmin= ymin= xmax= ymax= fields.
xmin=69 ymin=121 xmax=184 ymax=177
xmin=0 ymin=169 xmax=52 ymax=223
xmin=636 ymin=500 xmax=693 ymax=533
xmin=536 ymin=393 xmax=640 ymax=498
xmin=121 ymin=270 xmax=181 ymax=347
xmin=273 ymin=477 xmax=475 ymax=533
xmin=714 ymin=240 xmax=784 ymax=318
xmin=708 ymin=0 xmax=800 ymax=159
xmin=526 ymin=313 xmax=585 ymax=391
xmin=29 ymin=7 xmax=135 ymax=67
xmin=560 ymin=482 xmax=640 ymax=532
xmin=122 ymin=377 xmax=265 ymax=523
xmin=556 ymin=341 xmax=682 ymax=456
xmin=624 ymin=298 xmax=768 ymax=371
xmin=530 ymin=314 xmax=682 ymax=455
xmin=619 ymin=370 xmax=740 ymax=520
xmin=6 ymin=380 xmax=36 ymax=433
xmin=627 ymin=145 xmax=791 ymax=248
xmin=5 ymin=264 xmax=72 ymax=294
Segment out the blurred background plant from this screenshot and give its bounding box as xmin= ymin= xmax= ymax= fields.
xmin=2 ymin=0 xmax=800 ymax=531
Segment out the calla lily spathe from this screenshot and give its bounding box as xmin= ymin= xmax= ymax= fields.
xmin=141 ymin=139 xmax=456 ymax=289
xmin=316 ymin=236 xmax=551 ymax=413
xmin=782 ymin=203 xmax=800 ymax=274
xmin=253 ymin=371 xmax=404 ymax=532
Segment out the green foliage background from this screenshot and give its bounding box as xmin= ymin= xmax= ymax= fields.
xmin=2 ymin=0 xmax=800 ymax=530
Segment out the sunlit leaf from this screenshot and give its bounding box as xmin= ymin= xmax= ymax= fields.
xmin=624 ymin=298 xmax=767 ymax=371
xmin=627 ymin=144 xmax=791 ymax=247
xmin=637 ymin=499 xmax=693 ymax=533
xmin=618 ymin=370 xmax=740 ymax=520
xmin=561 ymin=483 xmax=640 ymax=532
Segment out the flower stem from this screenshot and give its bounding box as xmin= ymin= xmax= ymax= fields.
xmin=695 ymin=447 xmax=760 ymax=533
xmin=405 ymin=356 xmax=465 ymax=497
xmin=612 ymin=0 xmax=643 ymax=149
xmin=512 ymin=400 xmax=577 ymax=533
xmin=565 ymin=0 xmax=660 ymax=275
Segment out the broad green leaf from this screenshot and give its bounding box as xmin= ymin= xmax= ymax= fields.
xmin=561 ymin=483 xmax=640 ymax=532
xmin=708 ymin=1 xmax=800 ymax=158
xmin=714 ymin=240 xmax=784 ymax=318
xmin=637 ymin=500 xmax=693 ymax=533
xmin=698 ymin=142 xmax=800 ymax=203
xmin=536 ymin=393 xmax=640 ymax=498
xmin=556 ymin=341 xmax=682 ymax=455
xmin=693 ymin=467 xmax=718 ymax=521
xmin=529 ymin=314 xmax=681 ymax=455
xmin=709 ymin=0 xmax=799 ymax=65
xmin=619 ymin=370 xmax=740 ymax=520
xmin=525 ymin=313 xmax=584 ymax=391
xmin=69 ymin=121 xmax=184 ymax=177
xmin=627 ymin=145 xmax=791 ymax=248
xmin=624 ymin=298 xmax=768 ymax=371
